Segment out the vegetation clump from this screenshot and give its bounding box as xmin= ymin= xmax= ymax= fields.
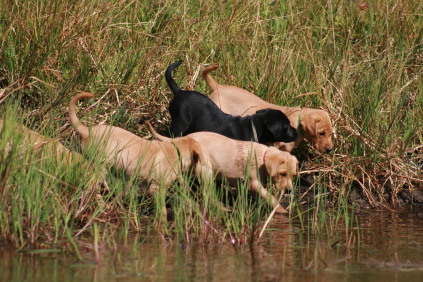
xmin=0 ymin=0 xmax=421 ymax=253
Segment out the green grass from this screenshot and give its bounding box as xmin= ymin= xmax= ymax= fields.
xmin=0 ymin=0 xmax=421 ymax=256
xmin=0 ymin=106 xmax=270 ymax=251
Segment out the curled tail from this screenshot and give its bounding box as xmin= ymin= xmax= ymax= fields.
xmin=165 ymin=60 xmax=183 ymax=94
xmin=145 ymin=121 xmax=172 ymax=142
xmin=69 ymin=92 xmax=94 ymax=140
xmin=202 ymin=65 xmax=220 ymax=92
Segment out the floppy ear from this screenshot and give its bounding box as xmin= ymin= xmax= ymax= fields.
xmin=288 ymin=155 xmax=299 ymax=176
xmin=258 ymin=109 xmax=298 ymax=141
xmin=265 ymin=120 xmax=282 ymax=139
xmin=264 ymin=114 xmax=297 ymax=141
xmin=257 ymin=109 xmax=283 ymax=138
xmin=302 ymin=114 xmax=321 ymax=140
xmin=264 ymin=148 xmax=284 ymax=176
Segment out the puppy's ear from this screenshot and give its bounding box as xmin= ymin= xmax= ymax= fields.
xmin=302 ymin=114 xmax=321 ymax=140
xmin=288 ymin=155 xmax=299 ymax=176
xmin=265 ymin=115 xmax=297 ymax=141
xmin=264 ymin=148 xmax=284 ymax=176
xmin=259 ymin=110 xmax=282 ymax=137
xmin=265 ymin=120 xmax=283 ymax=139
xmin=259 ymin=110 xmax=297 ymax=141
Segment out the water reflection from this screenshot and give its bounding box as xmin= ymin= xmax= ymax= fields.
xmin=2 ymin=210 xmax=423 ymax=281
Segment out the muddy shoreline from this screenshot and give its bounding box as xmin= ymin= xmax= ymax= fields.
xmin=288 ymin=171 xmax=423 ymax=212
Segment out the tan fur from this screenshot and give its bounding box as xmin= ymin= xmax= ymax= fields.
xmin=202 ymin=65 xmax=334 ymax=153
xmin=0 ymin=119 xmax=87 ymax=166
xmin=69 ymin=92 xmax=205 ymax=215
xmin=147 ymin=122 xmax=298 ymax=214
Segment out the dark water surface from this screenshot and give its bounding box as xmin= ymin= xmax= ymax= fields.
xmin=2 ymin=210 xmax=423 ymax=281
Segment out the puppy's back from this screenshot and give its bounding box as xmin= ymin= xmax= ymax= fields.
xmin=187 ymin=132 xmax=267 ymax=177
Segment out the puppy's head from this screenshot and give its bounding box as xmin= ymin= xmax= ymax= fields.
xmin=171 ymin=137 xmax=205 ymax=172
xmin=300 ymin=109 xmax=333 ymax=153
xmin=256 ymin=109 xmax=298 ymax=142
xmin=263 ymin=147 xmax=298 ymax=191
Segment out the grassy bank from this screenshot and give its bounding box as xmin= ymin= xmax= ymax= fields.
xmin=0 ymin=0 xmax=421 ymax=251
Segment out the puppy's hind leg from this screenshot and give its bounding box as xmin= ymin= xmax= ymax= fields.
xmin=195 ymin=162 xmax=214 ymax=189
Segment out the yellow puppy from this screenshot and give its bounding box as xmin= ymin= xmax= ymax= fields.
xmin=69 ymin=92 xmax=204 ymax=209
xmin=0 ymin=119 xmax=87 ymax=166
xmin=147 ymin=122 xmax=298 ymax=214
xmin=202 ymin=65 xmax=334 ymax=153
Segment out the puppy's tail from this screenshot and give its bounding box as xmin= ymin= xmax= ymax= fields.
xmin=145 ymin=121 xmax=172 ymax=142
xmin=202 ymin=65 xmax=219 ymax=92
xmin=69 ymin=92 xmax=94 ymax=140
xmin=165 ymin=60 xmax=183 ymax=94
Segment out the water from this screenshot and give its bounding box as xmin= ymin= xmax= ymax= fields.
xmin=2 ymin=210 xmax=423 ymax=281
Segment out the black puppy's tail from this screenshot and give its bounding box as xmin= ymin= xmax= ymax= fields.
xmin=165 ymin=60 xmax=183 ymax=94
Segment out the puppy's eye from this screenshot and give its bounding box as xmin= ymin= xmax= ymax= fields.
xmin=280 ymin=172 xmax=287 ymax=177
xmin=319 ymin=132 xmax=325 ymax=136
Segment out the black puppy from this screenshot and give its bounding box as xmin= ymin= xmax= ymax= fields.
xmin=165 ymin=60 xmax=297 ymax=143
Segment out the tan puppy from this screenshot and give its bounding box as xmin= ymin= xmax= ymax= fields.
xmin=146 ymin=122 xmax=298 ymax=214
xmin=69 ymin=92 xmax=204 ymax=204
xmin=202 ymin=65 xmax=333 ymax=153
xmin=0 ymin=119 xmax=87 ymax=166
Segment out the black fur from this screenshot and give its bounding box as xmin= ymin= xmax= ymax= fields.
xmin=165 ymin=60 xmax=298 ymax=143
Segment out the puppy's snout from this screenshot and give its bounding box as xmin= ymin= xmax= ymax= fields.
xmin=285 ymin=179 xmax=292 ymax=192
xmin=325 ymin=147 xmax=333 ymax=153
xmin=287 ymin=179 xmax=293 ymax=190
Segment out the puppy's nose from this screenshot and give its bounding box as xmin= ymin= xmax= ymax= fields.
xmin=286 ymin=185 xmax=292 ymax=192
xmin=287 ymin=180 xmax=293 ymax=190
xmin=325 ymin=147 xmax=333 ymax=153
